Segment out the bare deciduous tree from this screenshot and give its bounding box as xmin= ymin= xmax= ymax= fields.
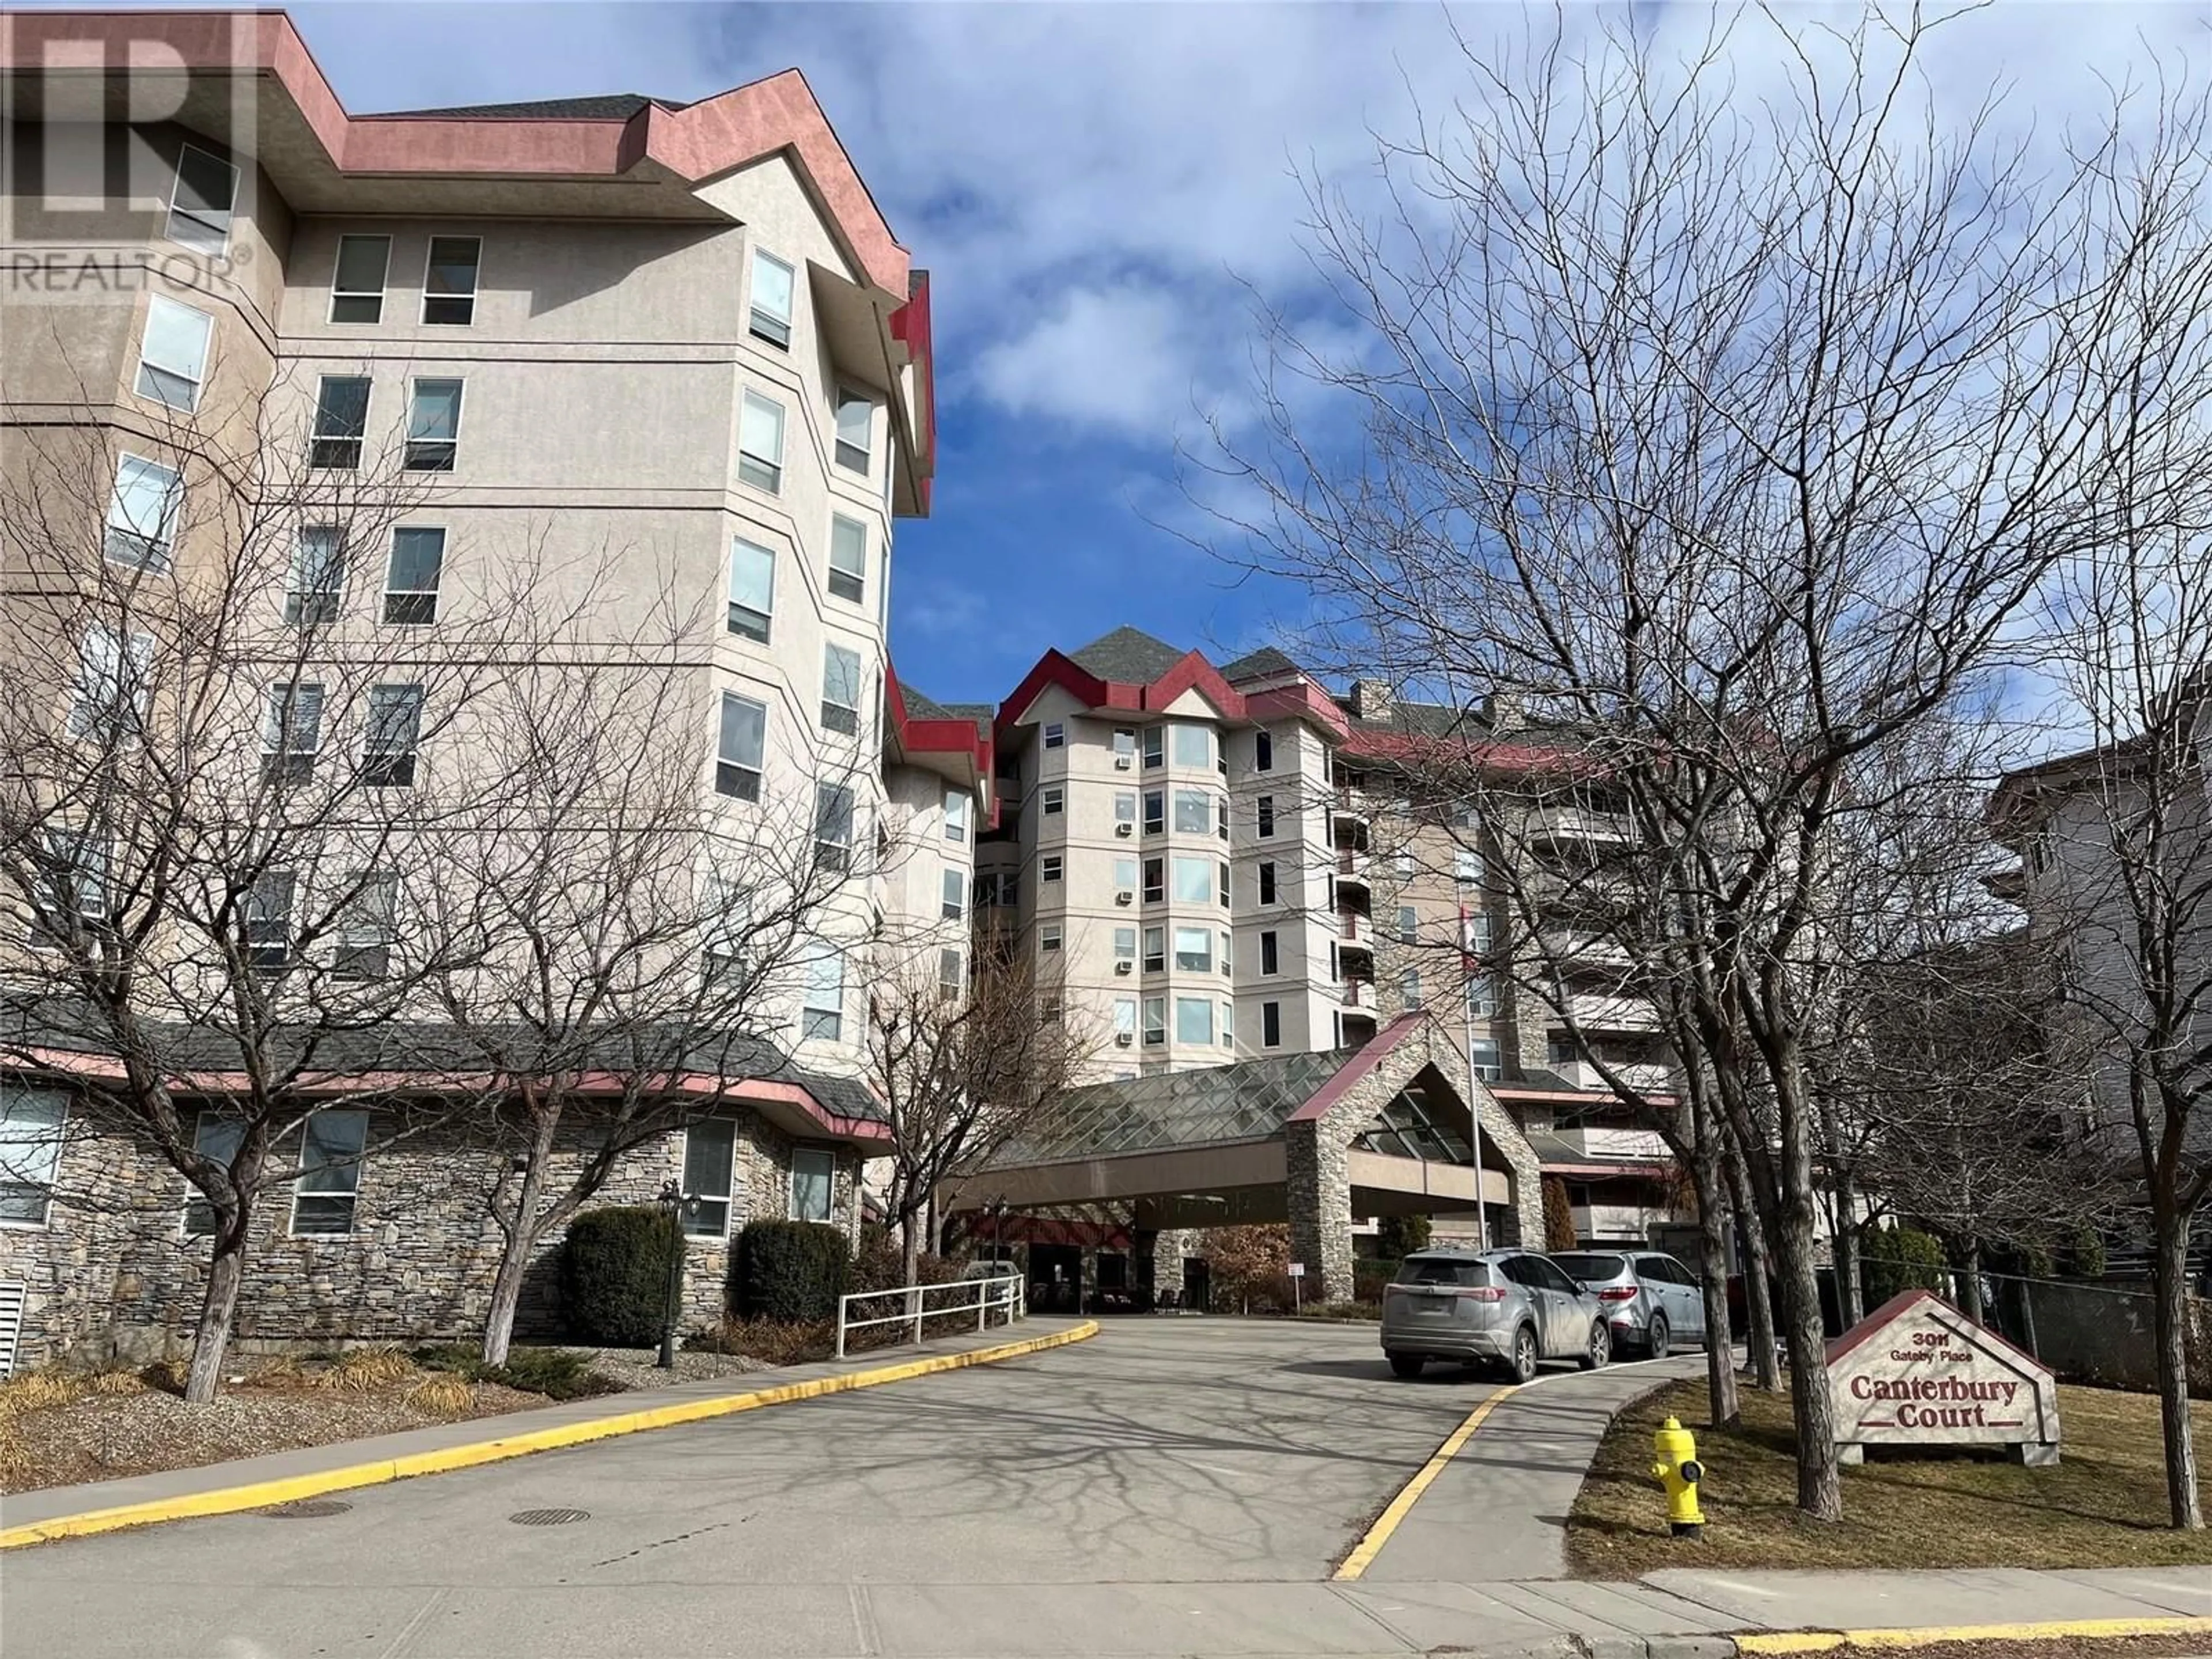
xmin=1200 ymin=8 xmax=2212 ymax=1518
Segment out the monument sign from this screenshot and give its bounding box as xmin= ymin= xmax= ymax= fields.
xmin=1826 ymin=1289 xmax=2061 ymax=1467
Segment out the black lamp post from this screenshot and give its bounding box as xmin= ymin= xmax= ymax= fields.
xmin=987 ymin=1195 xmax=1009 ymax=1267
xmin=657 ymin=1179 xmax=690 ymax=1370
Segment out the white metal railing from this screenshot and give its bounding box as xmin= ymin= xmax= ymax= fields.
xmin=835 ymin=1271 xmax=1026 ymax=1359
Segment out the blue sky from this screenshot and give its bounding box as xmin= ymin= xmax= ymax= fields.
xmin=83 ymin=2 xmax=2212 ymax=707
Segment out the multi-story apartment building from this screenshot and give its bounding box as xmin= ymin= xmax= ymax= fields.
xmin=0 ymin=11 xmax=987 ymax=1365
xmin=977 ymin=628 xmax=1681 ymax=1245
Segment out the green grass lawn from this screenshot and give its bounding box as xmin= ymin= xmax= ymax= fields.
xmin=1568 ymin=1376 xmax=2212 ymax=1579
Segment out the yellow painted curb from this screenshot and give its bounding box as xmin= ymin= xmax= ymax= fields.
xmin=0 ymin=1319 xmax=1098 ymax=1551
xmin=1736 ymin=1618 xmax=2212 ymax=1653
xmin=1332 ymin=1383 xmax=1521 ymax=1581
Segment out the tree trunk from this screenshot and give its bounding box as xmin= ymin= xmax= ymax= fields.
xmin=1832 ymin=1171 xmax=1864 ymax=1328
xmin=184 ymin=1211 xmax=249 ymax=1404
xmin=1690 ymin=1147 xmax=1741 ymax=1429
xmin=482 ymin=1113 xmax=559 ymax=1366
xmin=1959 ymin=1236 xmax=1986 ymax=1325
xmin=899 ymin=1212 xmax=925 ymax=1287
xmin=2150 ymin=1199 xmax=2204 ymax=1530
xmin=1771 ymin=1067 xmax=1844 ymax=1522
xmin=1728 ymin=1149 xmax=1781 ymax=1390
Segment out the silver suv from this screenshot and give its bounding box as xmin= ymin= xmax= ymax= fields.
xmin=1380 ymin=1248 xmax=1609 ymax=1381
xmin=1549 ymin=1250 xmax=1706 ymax=1357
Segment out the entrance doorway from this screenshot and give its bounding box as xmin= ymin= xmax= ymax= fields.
xmin=1029 ymin=1244 xmax=1082 ymax=1314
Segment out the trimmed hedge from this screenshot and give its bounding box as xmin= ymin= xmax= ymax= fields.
xmin=732 ymin=1219 xmax=851 ymax=1323
xmin=562 ymin=1205 xmax=679 ymax=1346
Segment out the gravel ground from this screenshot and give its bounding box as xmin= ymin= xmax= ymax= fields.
xmin=1 ymin=1380 xmax=546 ymax=1496
xmin=569 ymin=1345 xmax=772 ymax=1391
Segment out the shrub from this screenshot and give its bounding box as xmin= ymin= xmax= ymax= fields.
xmin=2063 ymin=1225 xmax=2107 ymax=1279
xmin=1863 ymin=1224 xmax=1947 ymax=1306
xmin=1354 ymin=1258 xmax=1403 ymax=1304
xmin=412 ymin=1343 xmax=614 ymax=1401
xmin=732 ymin=1219 xmax=851 ymax=1323
xmin=1541 ymin=1176 xmax=1578 ymax=1252
xmin=406 ymin=1373 xmax=476 ymax=1416
xmin=1376 ymin=1215 xmax=1432 ymax=1258
xmin=563 ymin=1205 xmax=681 ymax=1346
xmin=311 ymin=1345 xmax=416 ymax=1392
xmin=688 ymin=1318 xmax=834 ymax=1366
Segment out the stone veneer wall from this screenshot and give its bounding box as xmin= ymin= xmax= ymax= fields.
xmin=0 ymin=1102 xmax=863 ymax=1369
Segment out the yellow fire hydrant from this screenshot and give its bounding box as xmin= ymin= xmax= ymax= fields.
xmin=1650 ymin=1416 xmax=1706 ymax=1537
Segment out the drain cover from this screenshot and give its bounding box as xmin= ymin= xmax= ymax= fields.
xmin=509 ymin=1508 xmax=590 ymax=1527
xmin=261 ymin=1499 xmax=352 ymax=1518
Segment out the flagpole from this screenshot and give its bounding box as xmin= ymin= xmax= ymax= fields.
xmin=1461 ymin=897 xmax=1489 ymax=1249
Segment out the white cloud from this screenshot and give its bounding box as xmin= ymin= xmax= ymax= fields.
xmin=970 ymin=285 xmax=1203 ymax=436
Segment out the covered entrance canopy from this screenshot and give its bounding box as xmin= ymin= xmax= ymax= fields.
xmin=944 ymin=1014 xmax=1543 ymax=1302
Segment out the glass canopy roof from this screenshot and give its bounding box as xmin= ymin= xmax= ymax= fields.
xmin=993 ymin=1051 xmax=1350 ymax=1165
xmin=1352 ymin=1078 xmax=1473 ymax=1163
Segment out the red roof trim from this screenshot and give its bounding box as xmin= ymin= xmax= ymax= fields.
xmin=885 ymin=662 xmax=991 ymax=777
xmin=2 ymin=12 xmax=909 ymax=295
xmin=1824 ymin=1287 xmax=2049 ymax=1374
xmin=889 ymin=272 xmax=936 ymax=514
xmin=1289 ymin=1012 xmax=1430 ymax=1123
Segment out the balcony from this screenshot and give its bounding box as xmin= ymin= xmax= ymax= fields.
xmin=1329 ymin=787 xmax=1370 ymax=850
xmin=1550 ymin=988 xmax=1661 ymax=1034
xmin=1538 ymin=1119 xmax=1673 ymax=1166
xmin=1544 ymin=1057 xmax=1674 ymax=1097
xmin=1335 ymin=910 xmax=1375 ymax=970
xmin=1336 ymin=978 xmax=1380 ymax=1047
xmin=1335 ymin=849 xmax=1372 ymax=906
xmin=1535 ymin=804 xmax=1631 ymax=849
xmin=1540 ymin=927 xmax=1634 ymax=975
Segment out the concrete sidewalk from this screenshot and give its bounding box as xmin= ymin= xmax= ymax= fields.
xmin=0 ymin=1315 xmax=1093 ymax=1541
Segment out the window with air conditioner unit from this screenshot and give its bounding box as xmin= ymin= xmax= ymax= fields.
xmin=1113 ymin=1000 xmax=1136 ymax=1046
xmin=1115 ymin=822 xmax=1134 ymax=839
xmin=1114 ymin=960 xmax=1134 ymax=976
xmin=1113 ymin=927 xmax=1135 ymax=971
xmin=1115 ymin=889 xmax=1134 ymax=906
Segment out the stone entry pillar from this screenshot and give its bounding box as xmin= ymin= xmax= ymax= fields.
xmin=1285 ymin=1120 xmax=1353 ymax=1302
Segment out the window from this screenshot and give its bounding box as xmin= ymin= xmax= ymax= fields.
xmin=1217 ymin=796 xmax=1229 ymax=840
xmin=1041 ymin=854 xmax=1063 ymax=883
xmin=1113 ymin=729 xmax=1137 ymax=766
xmin=1114 ymin=791 xmax=1137 ymax=825
xmin=1455 ymin=846 xmax=1484 ymax=886
xmin=329 ymin=234 xmax=390 ymax=323
xmin=1172 ymin=724 xmax=1210 ymax=767
xmin=1467 ymin=974 xmax=1499 ymax=1016
xmin=1143 ymin=790 xmax=1165 ymax=835
xmin=790 ymin=1147 xmax=835 ymax=1222
xmin=0 ymin=1087 xmax=65 ymax=1227
xmin=940 ymin=867 xmax=964 ymax=921
xmin=27 ymin=828 xmax=108 ymax=948
xmin=715 ymin=692 xmax=766 ymax=801
xmin=1470 ymin=1036 xmax=1502 ymax=1082
xmin=105 ymin=454 xmax=181 ymax=570
xmin=309 ymin=375 xmax=371 ymax=469
xmin=1464 ymin=911 xmax=1493 ymax=957
xmin=1113 ymin=926 xmax=1137 ymax=964
xmin=135 ymin=296 xmax=211 ymax=410
xmin=286 ymin=526 xmax=344 ymax=626
xmin=1002 ymin=874 xmax=1020 ymax=906
xmin=800 ymin=941 xmax=844 ymax=1040
xmin=738 ymin=391 xmax=786 ymax=493
xmin=972 ymin=872 xmax=999 ymax=908
xmin=1113 ymin=999 xmax=1137 ymax=1041
xmin=244 ymin=870 xmax=296 ymax=969
xmin=385 ymin=528 xmax=445 ymax=624
xmin=1402 ymin=969 xmax=1423 ymax=1010
xmin=1398 ymin=905 xmax=1418 ymax=945
xmin=1394 ymin=848 xmax=1415 ymax=878
xmin=1174 ymin=927 xmax=1212 ymax=972
xmin=834 ymin=388 xmax=872 ymax=474
xmin=1221 ymin=1002 xmax=1235 ymax=1046
xmin=69 ymin=626 xmax=152 ymax=741
xmin=1042 ymin=785 xmax=1065 ymax=816
xmin=1256 ymin=795 xmax=1276 ymax=839
xmin=1142 ymin=728 xmax=1164 ymax=768
xmin=1259 ymin=931 xmax=1279 ymax=975
xmin=749 ymin=248 xmax=796 ymax=347
xmin=166 ymin=143 xmax=237 ymax=253
xmin=1142 ymin=856 xmax=1164 ymax=904
xmin=728 ymin=538 xmax=775 ymax=642
xmin=1143 ymin=926 xmax=1165 ymax=973
xmin=1255 ymin=730 xmax=1274 ymax=772
xmin=421 ymin=236 xmax=481 ymax=325
xmin=1172 ymin=855 xmax=1213 ymax=904
xmin=1175 ymin=997 xmax=1214 ymax=1044
xmin=1040 ymin=922 xmax=1063 ymax=952
xmin=1261 ymin=1001 xmax=1282 ymax=1049
xmin=1219 ymin=861 xmax=1231 ymax=907
xmin=1142 ymin=997 xmax=1166 ymax=1045
xmin=1043 ymin=722 xmax=1066 ymax=749
xmin=821 ymin=642 xmax=862 ymax=736
xmin=1547 ymin=1036 xmax=1584 ymax=1069
xmin=1173 ymin=789 xmax=1210 ymax=835
xmin=1220 ymin=931 xmax=1233 ymax=976
xmin=183 ymin=1115 xmax=244 ymax=1237
xmin=828 ymin=515 xmax=868 ymax=604
xmin=1258 ymin=862 xmax=1278 ymax=905
xmin=363 ymin=684 xmax=423 ymax=787
xmin=335 ymin=870 xmax=398 ymax=981
xmin=944 ymin=790 xmax=970 ymax=843
xmin=815 ymin=783 xmax=854 ymax=873
xmin=682 ymin=1119 xmax=736 ymax=1237
xmin=260 ymin=681 xmax=323 ymax=784
xmin=939 ymin=948 xmax=964 ymax=997
xmin=404 ymin=378 xmax=464 ymax=471
xmin=291 ymin=1109 xmax=367 ymax=1235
